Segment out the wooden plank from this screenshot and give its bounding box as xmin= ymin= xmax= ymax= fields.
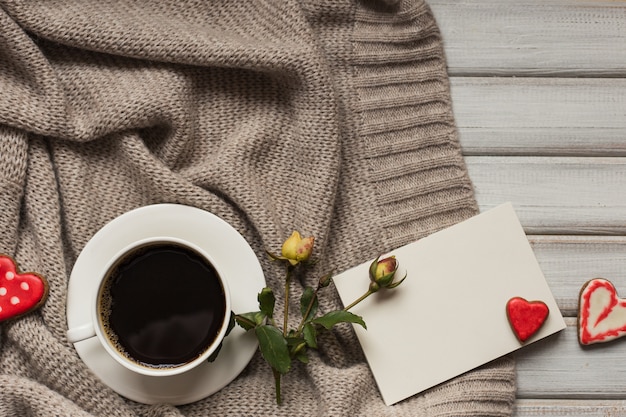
xmin=430 ymin=0 xmax=626 ymax=76
xmin=515 ymin=399 xmax=626 ymax=416
xmin=450 ymin=77 xmax=626 ymax=156
xmin=516 ymin=317 xmax=626 ymax=398
xmin=466 ymin=156 xmax=626 ymax=235
xmin=529 ymin=235 xmax=626 ymax=317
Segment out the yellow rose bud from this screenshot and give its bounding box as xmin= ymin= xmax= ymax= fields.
xmin=281 ymin=231 xmax=315 ymax=266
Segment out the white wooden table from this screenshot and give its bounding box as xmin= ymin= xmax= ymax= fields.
xmin=430 ymin=1 xmax=626 ymax=415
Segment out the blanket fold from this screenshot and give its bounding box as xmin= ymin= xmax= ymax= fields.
xmin=0 ymin=0 xmax=515 ymax=415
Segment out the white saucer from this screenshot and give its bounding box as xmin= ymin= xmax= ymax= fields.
xmin=66 ymin=204 xmax=266 ymax=405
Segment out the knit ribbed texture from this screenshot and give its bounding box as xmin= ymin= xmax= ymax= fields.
xmin=0 ymin=0 xmax=515 ymax=415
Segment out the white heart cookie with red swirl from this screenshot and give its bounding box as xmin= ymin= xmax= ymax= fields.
xmin=578 ymin=278 xmax=626 ymax=345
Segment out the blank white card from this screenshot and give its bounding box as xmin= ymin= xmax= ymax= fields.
xmin=333 ymin=203 xmax=566 ymax=405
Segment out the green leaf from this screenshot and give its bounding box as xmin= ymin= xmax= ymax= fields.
xmin=207 ymin=342 xmax=223 ymax=363
xmin=300 ymin=286 xmax=318 ymax=321
xmin=303 ymin=322 xmax=317 ymax=348
xmin=312 ymin=311 xmax=367 ymax=330
xmin=295 ymin=350 xmax=309 ymax=364
xmin=291 ymin=341 xmax=306 ymax=355
xmin=265 ymin=249 xmax=282 ymax=261
xmin=225 ymin=312 xmax=236 ymax=335
xmin=255 ymin=325 xmax=291 ymax=374
xmin=208 ymin=312 xmax=236 ymax=363
xmin=235 ymin=311 xmax=266 ymax=331
xmin=387 ymin=272 xmax=407 ymax=289
xmin=285 ymin=336 xmax=304 ymax=349
xmin=258 ymin=287 xmax=276 ymax=318
xmin=369 ymin=256 xmax=380 ymax=281
xmin=289 ymin=340 xmax=308 ymax=364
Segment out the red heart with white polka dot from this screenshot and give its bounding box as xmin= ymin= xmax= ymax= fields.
xmin=0 ymin=255 xmax=48 ymax=322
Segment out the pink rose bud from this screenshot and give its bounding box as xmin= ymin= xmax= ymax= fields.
xmin=368 ymin=255 xmax=406 ymax=292
xmin=376 ymin=257 xmax=397 ymax=278
xmin=281 ymin=231 xmax=315 ymax=266
xmin=319 ymin=272 xmax=333 ymax=288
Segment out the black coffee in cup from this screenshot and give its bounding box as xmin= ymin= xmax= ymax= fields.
xmin=98 ymin=242 xmax=226 ymax=369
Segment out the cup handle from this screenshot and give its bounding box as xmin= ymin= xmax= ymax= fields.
xmin=67 ymin=323 xmax=96 ymax=343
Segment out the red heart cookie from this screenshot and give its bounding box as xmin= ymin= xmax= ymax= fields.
xmin=578 ymin=278 xmax=626 ymax=345
xmin=506 ymin=297 xmax=549 ymax=343
xmin=0 ymin=255 xmax=49 ymax=322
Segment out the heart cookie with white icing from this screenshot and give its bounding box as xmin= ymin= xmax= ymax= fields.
xmin=0 ymin=255 xmax=49 ymax=322
xmin=578 ymin=278 xmax=626 ymax=345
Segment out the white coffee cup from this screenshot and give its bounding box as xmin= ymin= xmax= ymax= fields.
xmin=67 ymin=236 xmax=231 ymax=377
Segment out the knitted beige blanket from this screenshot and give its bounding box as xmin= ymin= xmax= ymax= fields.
xmin=0 ymin=0 xmax=515 ymax=415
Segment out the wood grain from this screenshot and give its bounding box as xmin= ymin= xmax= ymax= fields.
xmin=430 ymin=0 xmax=626 ymax=76
xmin=529 ymin=235 xmax=626 ymax=317
xmin=515 ymin=399 xmax=626 ymax=416
xmin=450 ymin=77 xmax=626 ymax=156
xmin=466 ymin=156 xmax=626 ymax=235
xmin=516 ymin=318 xmax=626 ymax=399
